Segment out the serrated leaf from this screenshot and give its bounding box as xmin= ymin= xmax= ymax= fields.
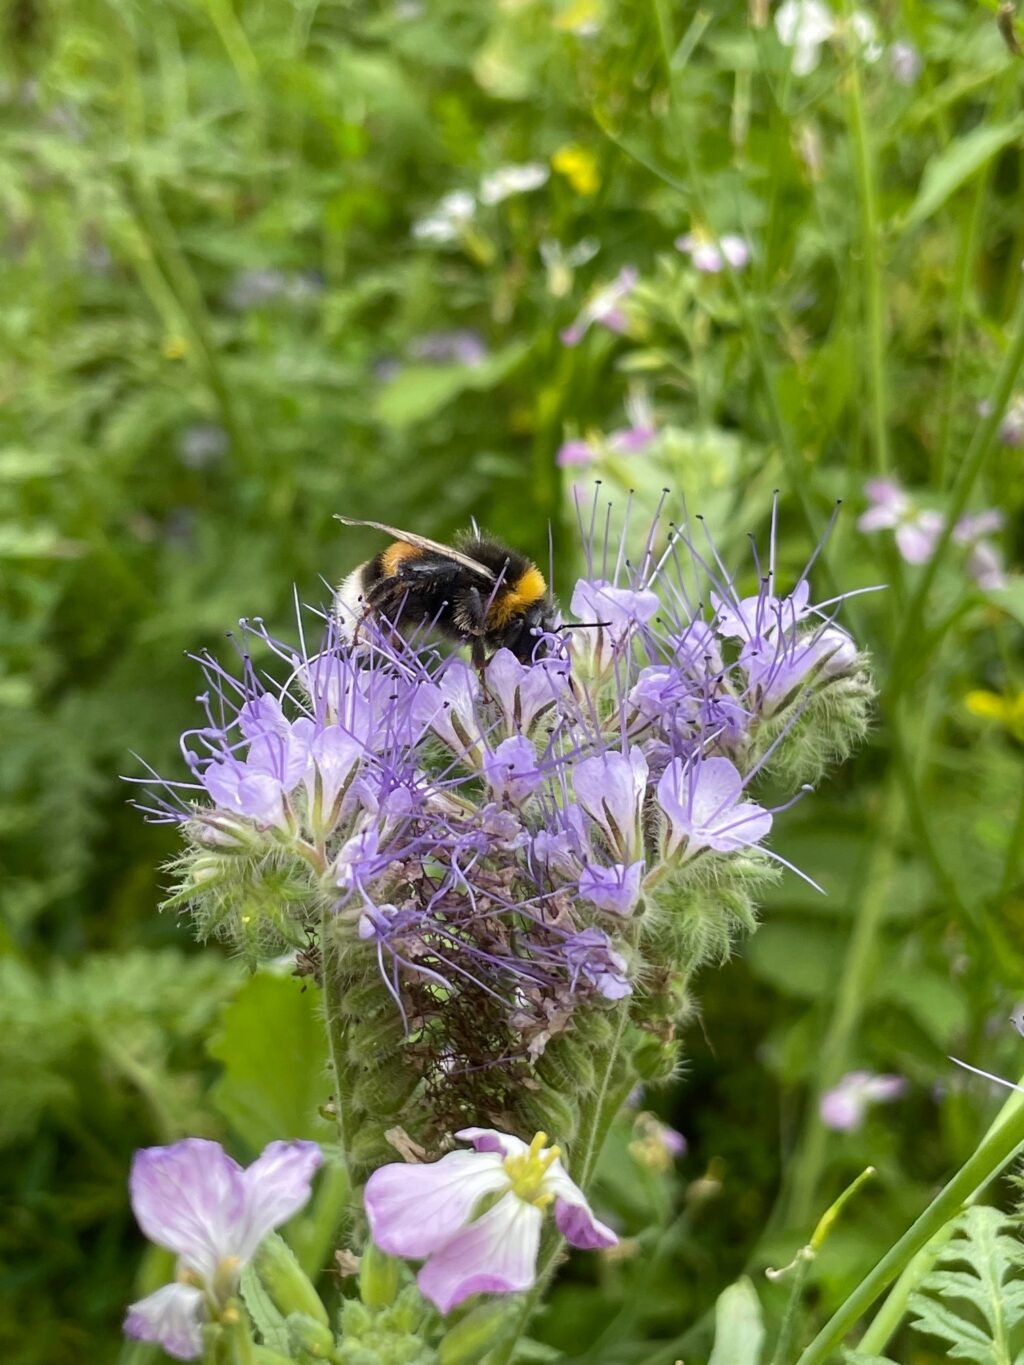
xmin=240 ymin=1263 xmax=291 ymax=1353
xmin=708 ymin=1277 xmax=764 ymax=1365
xmin=208 ymin=970 xmax=332 ymax=1150
xmin=902 ymin=119 xmax=1024 ymax=230
xmin=909 ymin=1206 xmax=1024 ymax=1364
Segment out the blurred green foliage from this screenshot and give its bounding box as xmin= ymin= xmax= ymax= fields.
xmin=2 ymin=0 xmax=1024 ymax=1360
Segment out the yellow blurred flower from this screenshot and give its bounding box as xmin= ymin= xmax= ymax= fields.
xmin=162 ymin=334 xmax=189 ymax=361
xmin=553 ymin=0 xmax=601 ymax=34
xmin=552 ymin=144 xmax=600 ymax=197
xmin=965 ymin=689 xmax=1024 ymax=738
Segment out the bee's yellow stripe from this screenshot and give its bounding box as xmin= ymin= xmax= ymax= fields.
xmin=381 ymin=540 xmax=420 ymax=577
xmin=488 ymin=566 xmax=547 ymax=627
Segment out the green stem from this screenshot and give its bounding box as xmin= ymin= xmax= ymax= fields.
xmin=887 ymin=284 xmax=1024 ymax=698
xmin=858 ymin=1071 xmax=1024 ymax=1356
xmin=795 ymin=1093 xmax=1024 ymax=1365
xmin=999 ymin=770 xmax=1024 ymax=899
xmin=780 ymin=780 xmax=901 ymax=1229
xmin=841 ymin=15 xmax=889 ymax=474
xmin=488 ymin=995 xmax=636 ymax=1365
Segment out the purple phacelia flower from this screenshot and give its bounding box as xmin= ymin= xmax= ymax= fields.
xmin=563 ymin=928 xmax=632 ymax=1000
xmin=364 ymin=1128 xmax=616 ymax=1314
xmin=484 ymin=735 xmax=545 ymax=806
xmin=657 ymin=755 xmax=772 ymax=860
xmin=573 ymin=749 xmax=649 ymax=862
xmin=124 ymin=1138 xmax=320 ymax=1359
xmin=578 ymin=860 xmax=644 ymax=917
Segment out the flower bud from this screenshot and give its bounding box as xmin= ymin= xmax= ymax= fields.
xmin=253 ymin=1234 xmax=329 ymax=1327
xmin=359 ymin=1241 xmax=400 ymax=1309
xmin=439 ymin=1301 xmax=518 ymax=1364
xmin=286 ymin=1312 xmax=337 ymax=1359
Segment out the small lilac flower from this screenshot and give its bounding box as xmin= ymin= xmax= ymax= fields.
xmin=999 ymin=395 xmax=1024 ymax=447
xmin=608 ymin=389 xmax=658 ymax=454
xmin=857 ymin=479 xmax=944 ymax=565
xmin=178 ymin=423 xmax=229 ymax=470
xmin=675 ymin=231 xmax=751 ymax=274
xmin=412 ymin=190 xmax=476 ymax=244
xmin=562 ymin=929 xmax=632 ymax=1000
xmin=578 ymin=861 xmax=644 ymax=916
xmin=124 ymin=1138 xmax=321 ymax=1360
xmin=820 ymin=1071 xmax=906 ymax=1132
xmin=557 ymin=437 xmax=597 ymax=467
xmin=561 ymin=267 xmax=638 ymax=346
xmin=714 ymin=580 xmax=811 ymax=647
xmin=953 ymin=510 xmax=1004 ymax=544
xmin=657 ymin=756 xmax=772 ymax=861
xmin=334 ymin=824 xmax=382 ymax=896
xmin=573 ymin=749 xmax=649 ymax=861
xmin=479 ymin=163 xmax=549 ymax=206
xmin=364 ymin=1129 xmax=616 ymax=1314
xmin=774 ymin=0 xmax=835 ymax=75
xmin=407 ymin=330 xmax=488 ymax=367
xmin=888 ymin=40 xmax=922 ymax=86
xmin=485 ymin=736 xmax=544 ymax=806
xmin=966 ymin=540 xmax=1008 ymax=592
xmin=629 ymin=1112 xmax=687 ymax=1172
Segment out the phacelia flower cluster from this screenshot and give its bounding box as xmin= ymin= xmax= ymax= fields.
xmin=134 ymin=495 xmax=872 ymax=1141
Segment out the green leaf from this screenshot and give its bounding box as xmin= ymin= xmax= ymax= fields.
xmin=240 ymin=1263 xmax=291 ymax=1354
xmin=909 ymin=1206 xmax=1024 ymax=1364
xmin=208 ymin=971 xmax=332 ymax=1150
xmin=708 ymin=1277 xmax=765 ymax=1365
xmin=745 ymin=921 xmax=847 ymax=1000
xmin=902 ymin=119 xmax=1024 ymax=230
xmin=373 ymin=342 xmax=528 ymax=427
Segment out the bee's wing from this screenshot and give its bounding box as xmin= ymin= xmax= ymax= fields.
xmin=334 ymin=516 xmax=496 ymax=581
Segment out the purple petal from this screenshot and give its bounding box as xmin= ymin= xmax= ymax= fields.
xmin=364 ymin=1151 xmax=508 ymax=1259
xmin=455 ymin=1128 xmax=530 ymax=1157
xmin=130 ymin=1139 xmax=247 ymax=1280
xmin=545 ymin=1162 xmax=617 ymax=1250
xmin=702 ymin=799 xmax=773 ymax=852
xmin=578 ymin=861 xmax=644 ymax=916
xmin=896 ymin=513 xmax=942 ymax=565
xmin=124 ymin=1283 xmax=205 ymax=1361
xmin=688 ymin=757 xmax=744 ymax=829
xmin=236 ymin=1140 xmax=322 ymax=1262
xmin=556 ymin=438 xmax=596 ymax=467
xmin=416 ymin=1195 xmax=543 ymax=1314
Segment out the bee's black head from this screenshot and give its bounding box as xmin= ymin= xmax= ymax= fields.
xmin=500 ymin=597 xmax=561 ymax=664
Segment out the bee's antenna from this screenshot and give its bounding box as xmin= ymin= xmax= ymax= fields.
xmin=558 ymin=620 xmax=611 ymax=631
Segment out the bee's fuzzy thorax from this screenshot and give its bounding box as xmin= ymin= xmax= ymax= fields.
xmin=488 ymin=566 xmax=547 ymax=627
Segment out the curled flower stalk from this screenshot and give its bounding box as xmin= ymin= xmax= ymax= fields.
xmin=129 ymin=495 xmax=873 ymax=1347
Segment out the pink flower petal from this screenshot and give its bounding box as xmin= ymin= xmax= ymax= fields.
xmin=688 ymin=757 xmax=744 ymax=830
xmin=364 ymin=1150 xmax=508 ymax=1259
xmin=544 ymin=1162 xmax=618 ymax=1250
xmin=416 ymin=1195 xmax=543 ymax=1314
xmin=130 ymin=1139 xmax=246 ymax=1281
xmin=236 ymin=1140 xmax=322 ymax=1262
xmin=455 ymin=1128 xmax=529 ymax=1158
xmin=124 ymin=1283 xmax=205 ymax=1360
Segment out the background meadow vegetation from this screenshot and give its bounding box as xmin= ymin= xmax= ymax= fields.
xmin=3 ymin=0 xmax=1024 ymax=1360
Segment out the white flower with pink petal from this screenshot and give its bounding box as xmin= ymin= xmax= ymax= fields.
xmin=364 ymin=1128 xmax=616 ymax=1314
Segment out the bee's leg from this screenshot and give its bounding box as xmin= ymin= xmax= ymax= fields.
xmin=462 ymin=587 xmax=494 ymax=700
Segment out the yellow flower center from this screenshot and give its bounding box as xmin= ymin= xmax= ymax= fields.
xmin=502 ymin=1131 xmax=561 ymax=1207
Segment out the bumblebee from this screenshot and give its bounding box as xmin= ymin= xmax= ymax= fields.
xmin=334 ymin=517 xmax=561 ymax=668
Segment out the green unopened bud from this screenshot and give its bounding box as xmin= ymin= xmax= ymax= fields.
xmin=360 ymin=1240 xmax=400 ymax=1309
xmin=287 ymin=1311 xmax=338 ymax=1359
xmin=253 ymin=1234 xmax=329 ymax=1327
xmin=340 ymin=1298 xmax=373 ymax=1339
xmin=439 ymin=1301 xmax=517 ymax=1364
xmin=380 ymin=1284 xmax=430 ymax=1336
xmin=253 ymin=1349 xmax=296 ymax=1365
